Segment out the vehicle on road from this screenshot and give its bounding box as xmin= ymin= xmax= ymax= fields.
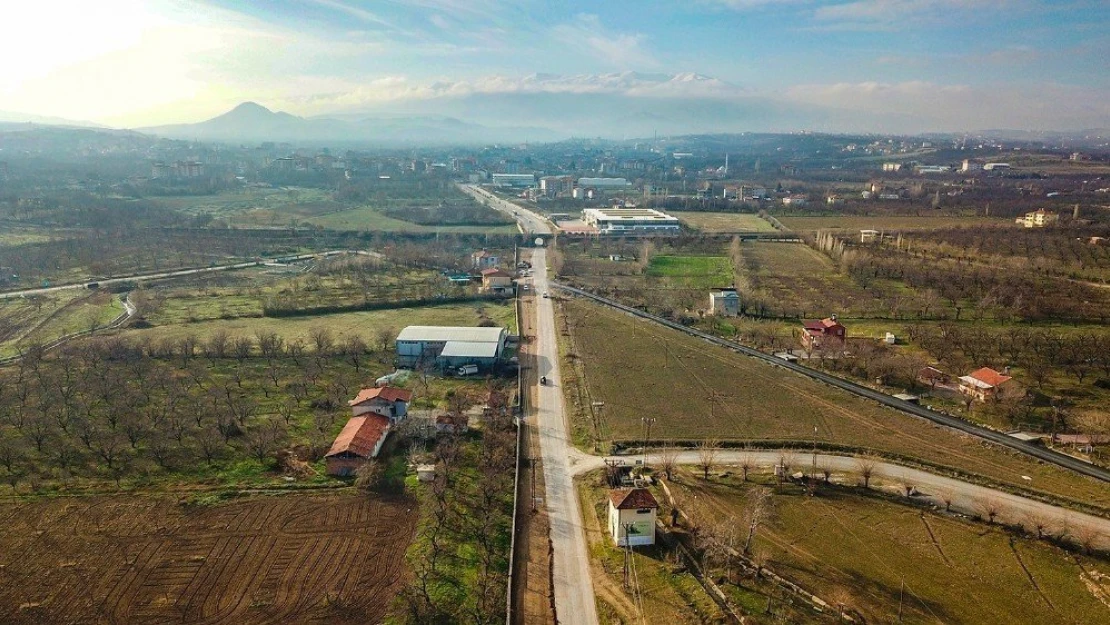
xmin=457 ymin=364 xmax=479 ymax=377
xmin=86 ymin=282 xmax=100 ymax=289
xmin=542 ymin=291 xmax=550 ymax=298
xmin=540 ymin=375 xmax=547 ymax=385
xmin=521 ymin=284 xmax=530 ymax=291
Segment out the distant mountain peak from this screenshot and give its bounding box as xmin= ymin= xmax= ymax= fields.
xmin=230 ymin=101 xmax=272 ymax=113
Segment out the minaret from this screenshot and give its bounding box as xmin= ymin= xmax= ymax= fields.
xmin=724 ymin=153 xmax=729 ymax=175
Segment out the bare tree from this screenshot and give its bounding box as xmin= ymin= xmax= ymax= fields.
xmin=696 ymin=438 xmax=720 ymax=480
xmin=1072 ymin=524 xmax=1102 ymax=555
xmin=936 ymin=488 xmax=954 ymax=512
xmin=742 ymin=486 xmax=773 ymax=556
xmin=978 ymin=498 xmax=1003 ymax=525
xmin=376 ymin=326 xmax=396 ymax=352
xmin=354 ymin=459 xmax=384 ymax=491
xmin=658 ymin=443 xmax=679 ymax=480
xmin=856 ymin=457 xmax=877 ymax=489
xmin=343 ymin=335 xmax=368 ymax=372
xmin=309 ymin=327 xmax=334 ymax=357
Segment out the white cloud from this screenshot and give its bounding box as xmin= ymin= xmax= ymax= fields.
xmin=783 ymin=80 xmax=1110 ymax=131
xmin=551 ymin=14 xmax=659 ymax=69
xmin=813 ymin=0 xmax=1012 ymax=25
xmin=276 ymin=71 xmax=745 ymax=115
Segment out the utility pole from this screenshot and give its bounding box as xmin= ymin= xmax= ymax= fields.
xmin=811 ymin=423 xmax=818 ymax=487
xmin=897 ymin=577 xmax=905 ymax=622
xmin=591 ymin=401 xmax=605 ymax=453
xmin=641 ymin=417 xmax=656 ymax=467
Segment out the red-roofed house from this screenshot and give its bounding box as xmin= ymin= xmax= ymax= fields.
xmin=349 ymin=386 xmax=412 ymax=422
xmin=607 ymin=488 xmax=659 ymax=546
xmin=958 ymin=367 xmax=1012 ymax=402
xmin=480 ymin=267 xmax=514 ymax=293
xmin=801 ymin=316 xmax=846 ymax=350
xmin=325 ymin=414 xmax=391 ymax=476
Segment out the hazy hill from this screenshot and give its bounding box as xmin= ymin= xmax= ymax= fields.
xmin=141 ymin=102 xmax=561 ymax=145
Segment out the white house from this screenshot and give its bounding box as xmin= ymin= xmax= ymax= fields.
xmin=471 ymin=250 xmax=500 ymax=270
xmin=608 ymin=488 xmax=659 ymax=547
xmin=708 ymin=289 xmax=740 ymax=316
xmin=348 ymin=386 xmax=413 ymax=422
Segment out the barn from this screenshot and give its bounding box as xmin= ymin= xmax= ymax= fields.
xmin=325 ymin=414 xmax=392 ymax=477
xmin=395 ymin=326 xmax=507 ymax=370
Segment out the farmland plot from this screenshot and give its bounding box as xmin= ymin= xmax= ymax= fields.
xmin=559 ymin=297 xmax=1110 ymax=509
xmin=0 ymin=493 xmax=415 ymax=625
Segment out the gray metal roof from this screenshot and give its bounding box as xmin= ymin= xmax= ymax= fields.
xmin=440 ymin=341 xmax=500 ymax=358
xmin=396 ymin=326 xmax=505 ymax=344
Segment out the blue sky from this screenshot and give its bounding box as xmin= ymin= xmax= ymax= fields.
xmin=1 ymin=0 xmax=1107 ymax=130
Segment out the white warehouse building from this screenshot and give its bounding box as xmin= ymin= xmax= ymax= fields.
xmin=582 ymin=207 xmax=681 ymax=234
xmin=395 ymin=326 xmax=507 ymax=369
xmin=577 ymin=177 xmax=631 ymax=188
xmin=491 ymin=173 xmax=537 ymax=188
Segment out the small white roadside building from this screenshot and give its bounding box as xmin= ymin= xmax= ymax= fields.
xmin=708 ymin=288 xmax=740 ymax=316
xmin=608 ymin=488 xmax=659 ymax=547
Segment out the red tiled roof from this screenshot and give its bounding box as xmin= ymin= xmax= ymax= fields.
xmin=325 ymin=415 xmax=391 ymax=458
xmin=804 ymin=318 xmax=843 ymax=331
xmin=348 ymin=386 xmax=413 ymax=406
xmin=967 ymin=367 xmax=1011 ymax=387
xmin=608 ymin=488 xmax=659 ymax=510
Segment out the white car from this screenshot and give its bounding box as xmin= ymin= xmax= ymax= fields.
xmin=542 ymin=291 xmax=550 ymax=298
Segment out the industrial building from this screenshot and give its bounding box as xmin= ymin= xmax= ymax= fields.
xmin=395 ymin=326 xmax=508 ymax=370
xmin=581 ymin=207 xmax=681 ymax=234
xmin=491 ymin=173 xmax=536 ymax=188
xmin=577 ymin=177 xmax=631 ymax=189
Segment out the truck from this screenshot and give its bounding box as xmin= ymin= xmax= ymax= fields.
xmin=457 ymin=364 xmax=479 ymax=377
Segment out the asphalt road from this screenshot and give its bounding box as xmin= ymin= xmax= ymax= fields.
xmin=532 ymin=247 xmax=599 ymax=625
xmin=554 ymin=282 xmax=1110 ymax=486
xmin=569 ymin=450 xmax=1110 ymax=550
xmin=458 ymin=184 xmax=553 ymax=236
xmin=0 ymin=250 xmax=364 ymax=300
xmin=503 ymin=198 xmax=1110 ymax=620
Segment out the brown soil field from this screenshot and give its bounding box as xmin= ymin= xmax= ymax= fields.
xmin=0 ymin=492 xmax=416 ymax=624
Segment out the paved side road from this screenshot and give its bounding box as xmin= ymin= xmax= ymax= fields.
xmin=569 ymin=450 xmax=1110 ymax=550
xmin=0 ymin=249 xmax=370 ymax=300
xmin=532 ymin=247 xmax=599 ymax=625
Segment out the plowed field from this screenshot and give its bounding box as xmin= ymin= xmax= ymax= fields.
xmin=0 ymin=493 xmax=416 ymax=624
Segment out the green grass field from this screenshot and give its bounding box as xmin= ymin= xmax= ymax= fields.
xmin=0 ymin=290 xmax=124 ymax=357
xmin=674 ymin=212 xmax=778 ymax=233
xmin=115 ymin=300 xmax=517 ymax=344
xmin=778 ymin=215 xmax=1009 ymax=232
xmin=670 ymin=476 xmax=1110 ymax=625
xmin=558 ymin=297 xmax=1110 ymax=509
xmin=646 ymin=255 xmax=733 ymax=287
xmin=577 ymin=478 xmax=732 ymax=625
